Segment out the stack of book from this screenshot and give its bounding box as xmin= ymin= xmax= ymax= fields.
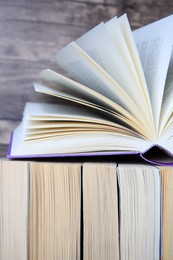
xmin=0 ymin=159 xmax=173 ymax=259
xmin=1 ymin=13 xmax=173 ymax=260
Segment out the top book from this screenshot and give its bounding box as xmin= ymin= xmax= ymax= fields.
xmin=7 ymin=14 xmax=173 ymax=165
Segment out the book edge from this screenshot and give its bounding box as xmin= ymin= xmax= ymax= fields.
xmin=7 ymin=132 xmax=173 ymax=165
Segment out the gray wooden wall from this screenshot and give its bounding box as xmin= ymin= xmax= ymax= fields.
xmin=0 ymin=0 xmax=172 ymax=157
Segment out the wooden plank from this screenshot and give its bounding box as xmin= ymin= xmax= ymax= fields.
xmin=0 ymin=59 xmax=59 ymax=120
xmin=124 ymin=5 xmax=173 ymax=28
xmin=78 ymin=0 xmax=121 ymax=3
xmin=0 ymin=145 xmax=9 ymax=157
xmin=124 ymin=0 xmax=171 ymax=5
xmin=0 ymin=1 xmax=122 ymax=62
xmin=0 ymin=120 xmax=19 ymax=145
xmin=0 ymin=2 xmax=121 ymax=28
xmin=0 ymin=8 xmax=121 ymax=63
xmin=0 ymin=0 xmax=122 ymax=6
xmin=80 ymin=0 xmax=120 ymax=3
xmin=0 ymin=21 xmax=89 ymax=61
xmin=0 ymin=58 xmax=82 ymax=121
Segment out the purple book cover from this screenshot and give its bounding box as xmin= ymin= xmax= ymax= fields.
xmin=7 ymin=131 xmax=173 ymax=165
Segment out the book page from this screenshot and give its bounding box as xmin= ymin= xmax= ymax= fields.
xmin=157 ymin=113 xmax=173 ymax=149
xmin=75 ymin=22 xmax=147 ymax=113
xmin=23 ymin=102 xmax=148 ymax=140
xmin=38 ymin=69 xmax=131 ymax=115
xmin=55 ymin=42 xmax=130 ymax=109
xmin=11 ymin=124 xmax=151 ymax=156
xmin=133 ymin=15 xmax=173 ymax=130
xmin=118 ymin=14 xmax=153 ymax=124
xmin=159 ymin=49 xmax=173 ymax=136
xmin=105 ymin=16 xmax=141 ymax=84
xmin=25 ymin=125 xmax=137 ymax=141
xmin=35 ymin=84 xmax=147 ymax=136
xmin=55 ymin=42 xmax=153 ymax=135
xmin=23 ymin=102 xmax=119 ymax=125
xmin=37 ymin=69 xmax=150 ymax=137
xmin=157 ymin=113 xmax=173 ymax=154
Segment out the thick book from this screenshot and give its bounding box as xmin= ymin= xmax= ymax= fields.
xmin=160 ymin=167 xmax=173 ymax=259
xmin=0 ymin=160 xmax=29 ymax=260
xmin=83 ymin=163 xmax=119 ymax=260
xmin=118 ymin=164 xmax=161 ymax=260
xmin=7 ymin=14 xmax=173 ymax=165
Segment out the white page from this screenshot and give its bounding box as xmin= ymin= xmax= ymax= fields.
xmin=38 ymin=69 xmax=129 ymax=114
xmin=24 ymin=102 xmax=144 ymax=142
xmin=35 ymin=84 xmax=150 ymax=138
xmin=158 ymin=124 xmax=173 ymax=154
xmin=12 ymin=123 xmax=151 ymax=156
xmin=75 ymin=21 xmax=147 ymax=113
xmin=24 ymin=102 xmax=115 ymax=124
xmin=55 ymin=42 xmax=152 ymax=131
xmin=157 ymin=110 xmax=173 ymax=142
xmin=55 ymin=42 xmax=128 ymax=109
xmin=105 ymin=16 xmax=140 ymax=84
xmin=133 ymin=15 xmax=173 ymax=130
xmin=118 ymin=14 xmax=148 ymax=86
xmin=159 ymin=48 xmax=173 ymax=135
xmin=34 ymin=83 xmax=131 ymax=128
xmin=36 ymin=70 xmax=151 ymax=138
xmin=38 ymin=69 xmax=142 ymax=125
xmin=118 ymin=14 xmax=154 ymax=128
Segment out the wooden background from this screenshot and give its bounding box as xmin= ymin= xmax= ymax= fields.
xmin=0 ymin=0 xmax=173 ymax=157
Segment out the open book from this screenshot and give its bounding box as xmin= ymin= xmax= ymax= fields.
xmin=7 ymin=14 xmax=173 ymax=164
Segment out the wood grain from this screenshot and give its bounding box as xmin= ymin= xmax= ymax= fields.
xmin=0 ymin=0 xmax=122 ymax=5
xmin=124 ymin=4 xmax=173 ymax=28
xmin=124 ymin=0 xmax=171 ymax=5
xmin=0 ymin=145 xmax=9 ymax=157
xmin=0 ymin=2 xmax=122 ymax=27
xmin=0 ymin=120 xmax=19 ymax=144
xmin=0 ymin=21 xmax=87 ymax=61
xmin=0 ymin=59 xmax=54 ymax=120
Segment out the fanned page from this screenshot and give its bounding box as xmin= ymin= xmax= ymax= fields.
xmin=75 ymin=21 xmax=146 ymax=114
xmin=8 ymin=14 xmax=173 ymax=161
xmin=54 ymin=32 xmax=154 ymax=137
xmin=158 ymin=49 xmax=173 ymax=143
xmin=54 ymin=43 xmax=144 ymax=120
xmin=9 ymin=102 xmax=151 ymax=156
xmin=36 ymin=69 xmax=151 ymax=139
xmin=133 ymin=15 xmax=173 ymax=131
xmin=118 ymin=15 xmax=152 ymax=112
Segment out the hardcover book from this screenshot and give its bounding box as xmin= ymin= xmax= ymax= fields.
xmin=7 ymin=14 xmax=173 ymax=164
